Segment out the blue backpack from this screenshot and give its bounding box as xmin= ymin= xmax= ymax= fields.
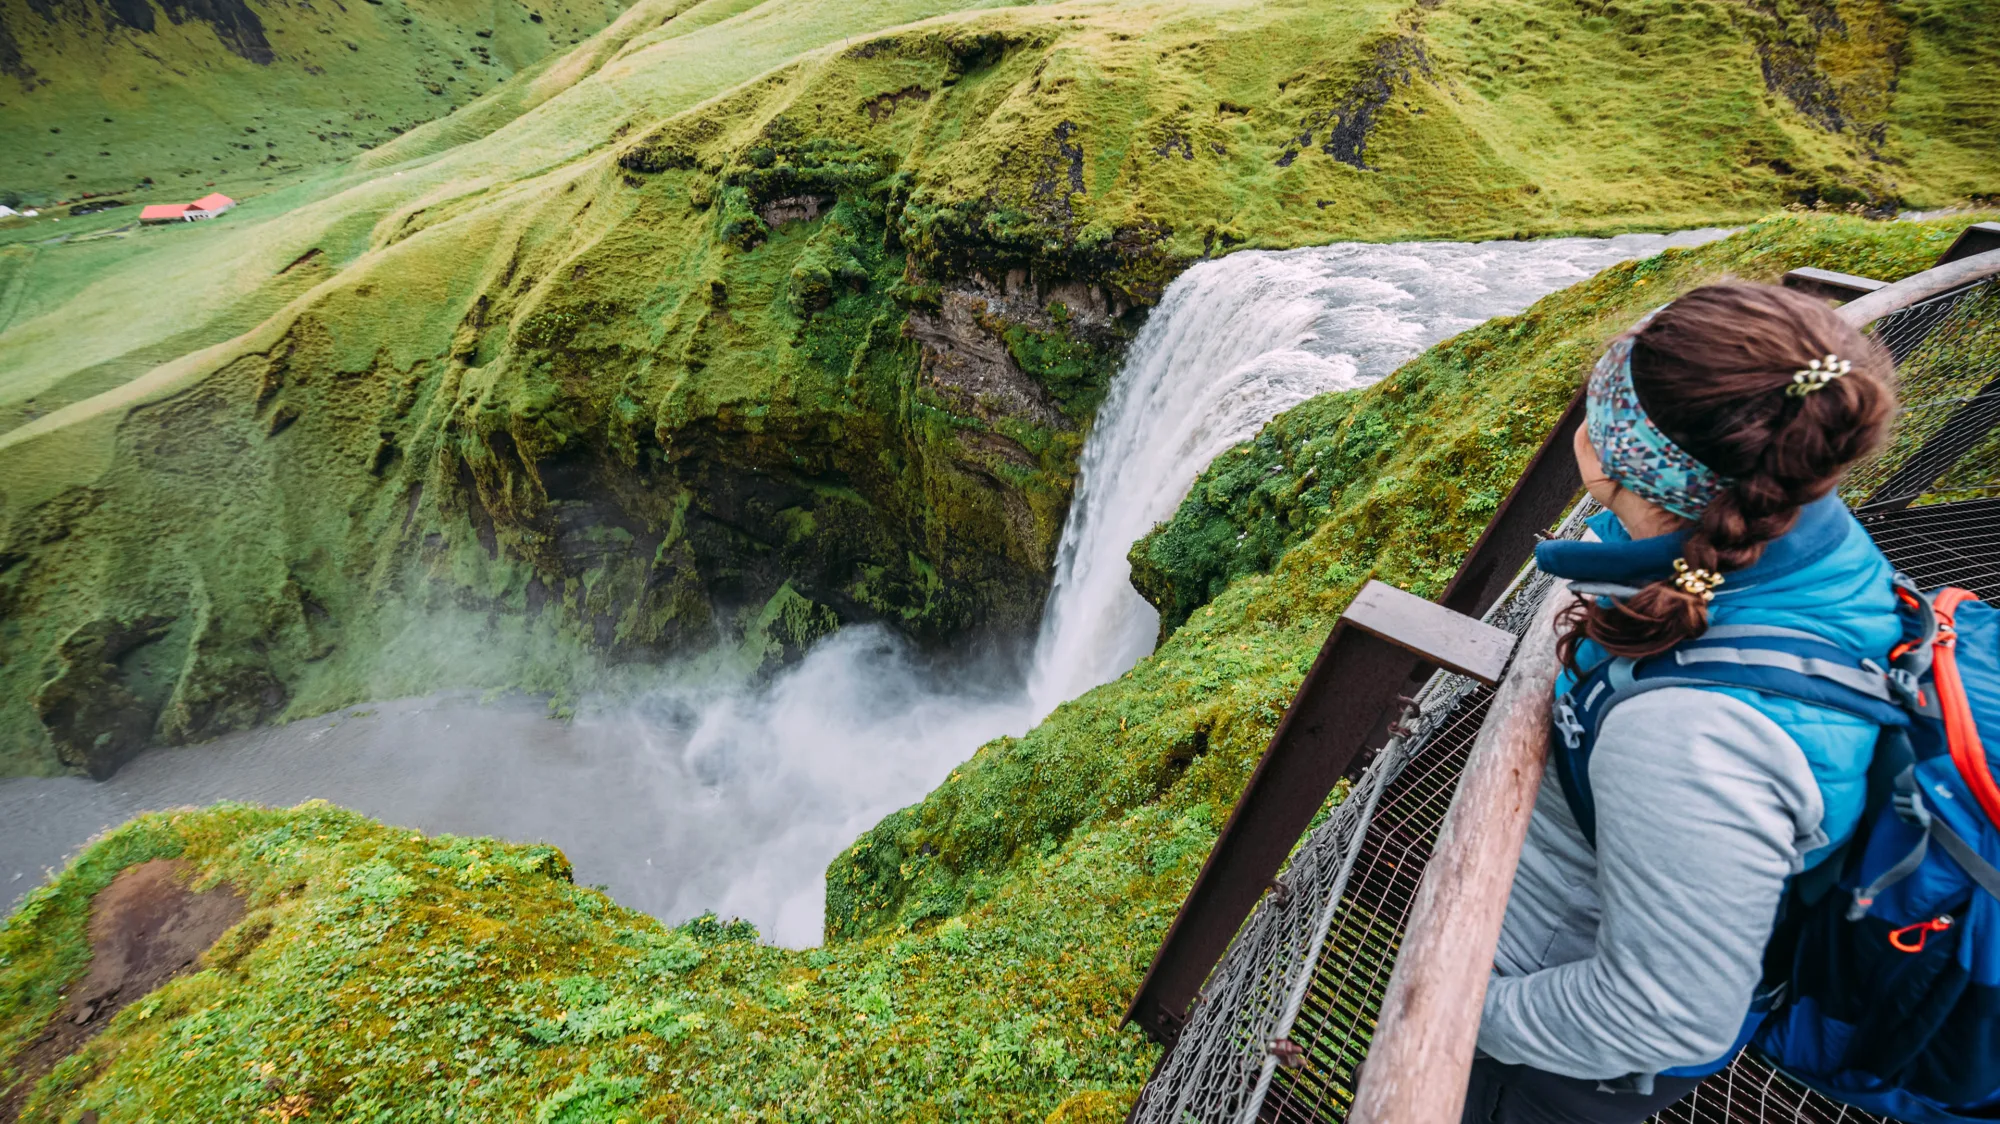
xmin=1551 ymin=578 xmax=2000 ymax=1122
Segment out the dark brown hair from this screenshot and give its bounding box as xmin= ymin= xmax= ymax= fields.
xmin=1558 ymin=283 xmax=1896 ymax=667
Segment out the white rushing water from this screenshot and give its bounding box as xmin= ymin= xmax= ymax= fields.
xmin=1024 ymin=231 xmax=1728 ymax=712
xmin=0 ymin=230 xmax=1725 ymax=945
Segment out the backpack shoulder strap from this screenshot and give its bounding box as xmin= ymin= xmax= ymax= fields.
xmin=1672 ymin=627 xmax=1910 ymax=719
xmin=1929 ymin=587 xmax=2000 ymax=828
xmin=1844 ymin=583 xmax=2000 ymax=916
xmin=1553 ymin=627 xmax=1907 ymax=849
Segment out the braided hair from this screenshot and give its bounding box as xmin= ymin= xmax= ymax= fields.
xmin=1558 ymin=283 xmax=1896 ymax=667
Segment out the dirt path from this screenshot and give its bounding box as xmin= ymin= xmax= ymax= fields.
xmin=0 ymin=859 xmax=244 ymax=1122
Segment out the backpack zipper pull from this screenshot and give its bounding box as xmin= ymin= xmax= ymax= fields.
xmin=1888 ymin=914 xmax=1954 ymax=953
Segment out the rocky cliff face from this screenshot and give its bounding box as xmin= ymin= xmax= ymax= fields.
xmin=0 ymin=108 xmax=1143 ymax=775
xmin=0 ymin=203 xmax=1132 ymax=777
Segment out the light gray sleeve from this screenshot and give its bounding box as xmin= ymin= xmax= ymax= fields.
xmin=1477 ymin=688 xmax=1823 ymax=1080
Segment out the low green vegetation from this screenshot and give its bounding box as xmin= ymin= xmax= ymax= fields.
xmin=0 ymin=0 xmax=636 ymax=205
xmin=4 ymin=214 xmax=1986 ymax=1122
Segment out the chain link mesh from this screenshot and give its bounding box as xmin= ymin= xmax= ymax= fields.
xmin=1131 ymin=268 xmax=2000 ymax=1124
xmin=1844 ymin=278 xmax=2000 ymax=508
xmin=1128 ymin=505 xmax=1592 ymax=1124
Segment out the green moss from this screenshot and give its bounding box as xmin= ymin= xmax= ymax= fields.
xmin=1001 ymin=322 xmax=1118 ymax=420
xmin=738 ymin=581 xmax=841 ymax=674
xmin=1 ymin=802 xmax=1162 ymax=1121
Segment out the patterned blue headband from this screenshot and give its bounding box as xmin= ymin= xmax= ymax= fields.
xmin=1584 ymin=306 xmax=1727 ymax=520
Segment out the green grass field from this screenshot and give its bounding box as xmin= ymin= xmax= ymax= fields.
xmin=0 ymin=0 xmax=634 ymax=204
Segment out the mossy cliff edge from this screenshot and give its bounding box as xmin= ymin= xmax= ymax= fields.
xmin=3 ymin=0 xmax=1995 ymax=777
xmin=2 ymin=216 xmax=1985 ymax=1123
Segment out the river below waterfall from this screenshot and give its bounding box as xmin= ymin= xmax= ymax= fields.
xmin=1 ymin=229 xmax=1725 ymax=945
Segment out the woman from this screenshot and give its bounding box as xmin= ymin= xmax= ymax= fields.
xmin=1463 ymin=283 xmax=1899 ymax=1124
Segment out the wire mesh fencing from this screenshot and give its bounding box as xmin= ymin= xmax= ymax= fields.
xmin=1845 ymin=277 xmax=2000 ymax=510
xmin=1127 ymin=504 xmax=1592 ymax=1124
xmin=1653 ymin=1052 xmax=1886 ymax=1124
xmin=1129 ymin=267 xmax=2000 ymax=1124
xmin=1854 ymin=497 xmax=2000 ymax=604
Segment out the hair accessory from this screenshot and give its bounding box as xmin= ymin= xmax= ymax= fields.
xmin=1672 ymin=558 xmax=1724 ymax=602
xmin=1585 ymin=305 xmax=1729 ymax=520
xmin=1788 ymin=353 xmax=1853 ymax=396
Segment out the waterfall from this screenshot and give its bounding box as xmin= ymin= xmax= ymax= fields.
xmin=1 ymin=230 xmax=1725 ymax=945
xmin=1024 ymin=230 xmax=1727 ymax=714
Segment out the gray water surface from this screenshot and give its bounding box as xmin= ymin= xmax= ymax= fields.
xmin=4 ymin=696 xmax=689 ymax=911
xmin=2 ymin=626 xmax=1039 ymax=947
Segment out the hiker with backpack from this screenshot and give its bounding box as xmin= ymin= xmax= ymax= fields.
xmin=1462 ymin=283 xmax=2000 ymax=1124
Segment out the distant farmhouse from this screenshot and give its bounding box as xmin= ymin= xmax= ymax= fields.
xmin=139 ymin=193 xmax=236 ymax=224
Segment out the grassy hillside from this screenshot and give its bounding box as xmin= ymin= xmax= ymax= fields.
xmin=2 ymin=215 xmax=1987 ymax=1123
xmin=0 ymin=0 xmax=635 ymax=204
xmin=2 ymin=0 xmax=1996 ymax=777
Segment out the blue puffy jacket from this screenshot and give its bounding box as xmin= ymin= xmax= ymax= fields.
xmin=1544 ymin=494 xmax=1902 ymax=864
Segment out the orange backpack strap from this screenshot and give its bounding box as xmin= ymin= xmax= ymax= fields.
xmin=1931 ymin=587 xmax=2000 ymax=829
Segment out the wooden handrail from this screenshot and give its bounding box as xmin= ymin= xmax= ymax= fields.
xmin=1837 ymin=247 xmax=2000 ymax=326
xmin=1348 ymin=585 xmax=1571 ymax=1124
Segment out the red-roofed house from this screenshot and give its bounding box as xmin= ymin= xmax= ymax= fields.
xmin=139 ymin=194 xmax=236 ymax=224
xmin=186 ymin=193 xmax=235 ymax=219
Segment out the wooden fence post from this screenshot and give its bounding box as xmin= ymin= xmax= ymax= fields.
xmin=1348 ymin=585 xmax=1571 ymax=1124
